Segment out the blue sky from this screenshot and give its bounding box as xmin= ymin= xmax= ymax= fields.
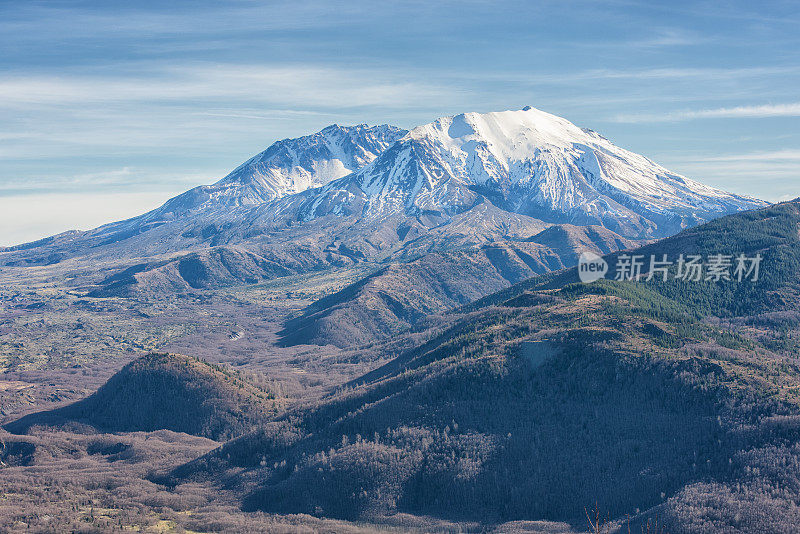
xmin=1 ymin=0 xmax=799 ymax=245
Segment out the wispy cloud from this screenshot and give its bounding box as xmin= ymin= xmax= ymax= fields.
xmin=0 ymin=1 xmax=362 ymax=40
xmin=0 ymin=64 xmax=461 ymax=165
xmin=197 ymin=108 xmax=331 ymax=120
xmin=613 ymin=103 xmax=800 ymax=123
xmin=446 ymin=65 xmax=800 ymax=88
xmin=629 ymin=29 xmax=710 ymax=48
xmin=6 ymin=64 xmax=791 ymax=112
xmin=0 ymin=64 xmax=453 ymax=108
xmin=687 ymin=149 xmax=800 ymax=162
xmin=0 ymin=167 xmax=224 ymax=195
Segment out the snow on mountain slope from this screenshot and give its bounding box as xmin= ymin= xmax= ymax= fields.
xmin=0 ymin=107 xmax=768 ymax=271
xmin=219 ymin=123 xmax=407 ymax=201
xmin=300 ymin=107 xmax=765 ymax=238
xmin=152 ymin=123 xmax=407 ymax=217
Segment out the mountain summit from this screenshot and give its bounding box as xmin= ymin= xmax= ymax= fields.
xmin=300 ymin=107 xmax=764 ymax=237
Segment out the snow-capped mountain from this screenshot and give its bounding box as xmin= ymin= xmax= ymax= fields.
xmin=151 ymin=123 xmax=407 ymax=218
xmin=299 ymin=107 xmax=764 ymax=237
xmin=0 ymin=107 xmax=768 ymax=273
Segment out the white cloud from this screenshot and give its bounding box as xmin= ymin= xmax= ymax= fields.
xmin=686 ymin=149 xmax=800 ymax=162
xmin=0 ymin=64 xmax=458 ymax=163
xmin=634 ymin=29 xmax=706 ymax=47
xmin=613 ymin=103 xmax=800 ymax=123
xmin=0 ymin=167 xmax=218 ymax=193
xmin=450 ymin=65 xmax=800 ymax=85
xmin=0 ymin=64 xmax=453 ymax=108
xmin=0 ymin=1 xmax=363 ymax=40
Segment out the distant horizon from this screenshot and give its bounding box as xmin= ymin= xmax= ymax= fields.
xmin=2 ymin=0 xmax=798 ymax=245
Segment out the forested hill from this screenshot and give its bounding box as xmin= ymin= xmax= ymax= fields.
xmin=5 ymin=353 xmax=280 ymax=441
xmin=469 ymin=199 xmax=800 ymax=318
xmin=169 ymin=200 xmax=800 ymax=531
